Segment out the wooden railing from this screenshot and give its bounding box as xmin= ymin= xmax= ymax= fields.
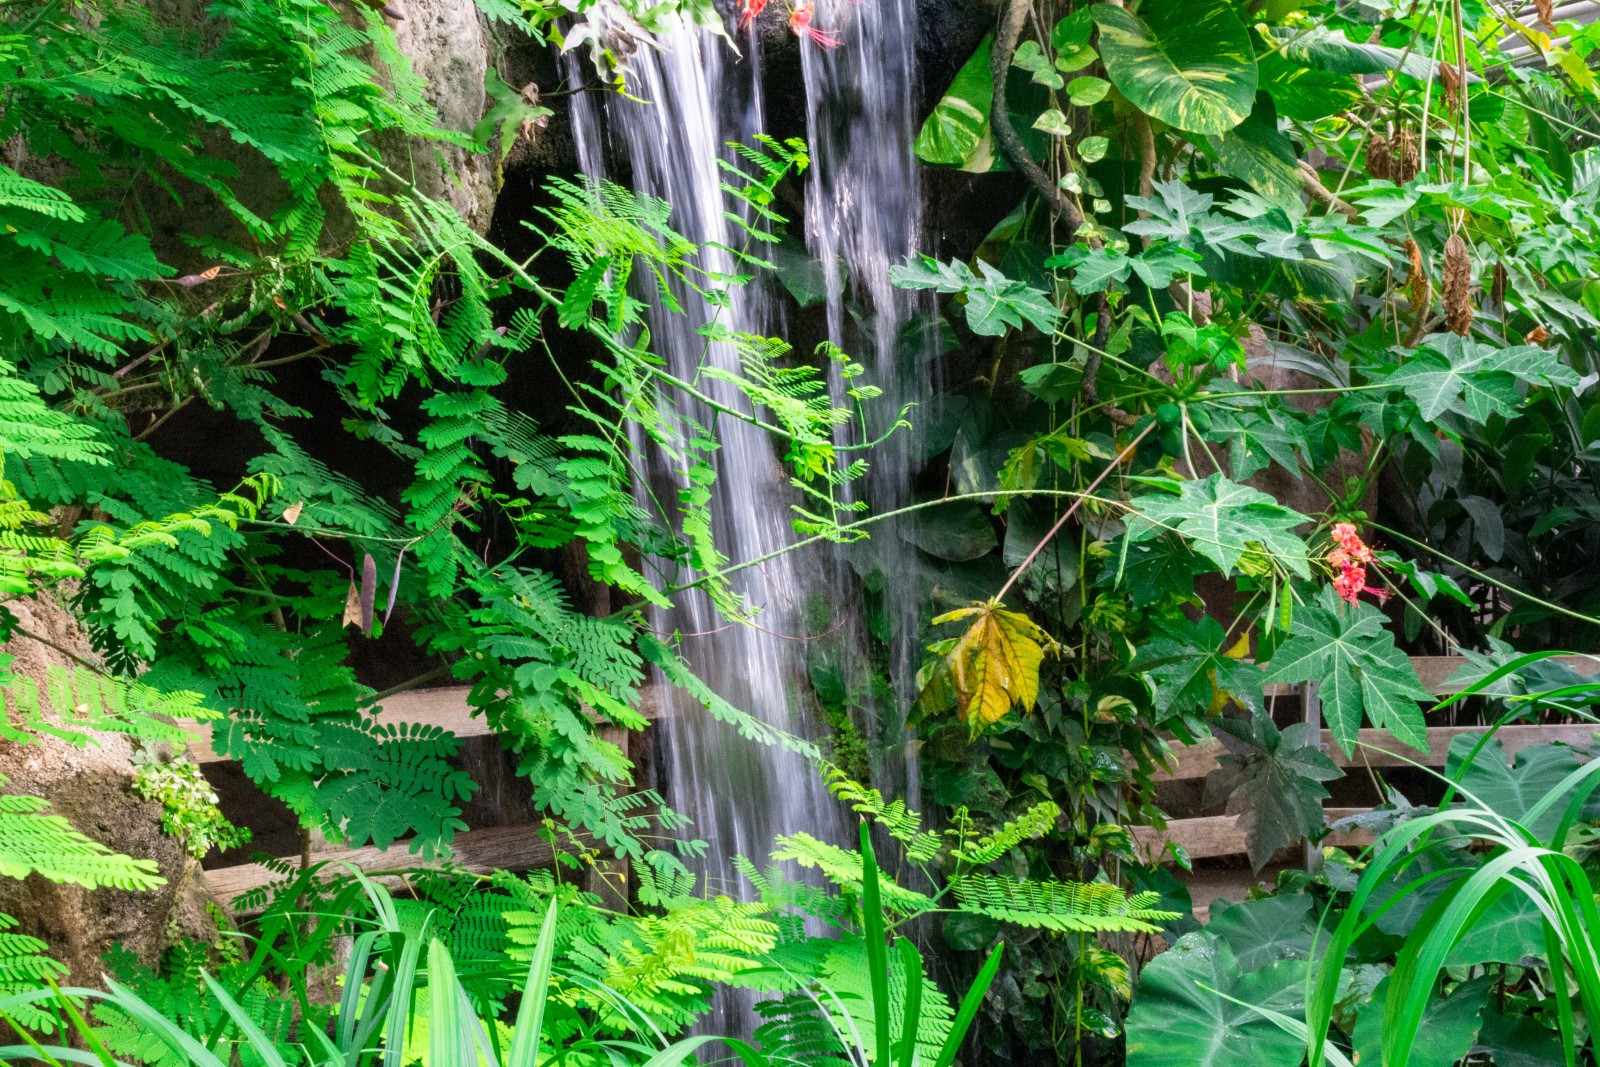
xmin=197 ymin=656 xmax=1600 ymax=908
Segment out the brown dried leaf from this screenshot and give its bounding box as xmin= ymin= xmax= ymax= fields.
xmin=1443 ymin=233 xmax=1474 ymax=336
xmin=1535 ymin=0 xmax=1554 ymax=27
xmin=1526 ymin=324 xmax=1550 ymax=344
xmin=282 ymin=501 xmax=304 ymax=526
xmin=174 ymin=265 xmax=222 ymax=287
xmin=1392 ymin=128 xmax=1419 ymax=184
xmin=342 ymin=580 xmax=362 ymax=628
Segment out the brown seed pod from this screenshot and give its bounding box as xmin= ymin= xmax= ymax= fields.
xmin=1490 ymin=261 xmax=1507 ymax=309
xmin=1404 ymin=238 xmax=1431 ymax=313
xmin=1535 ymin=0 xmax=1554 ymax=27
xmin=1392 ymin=128 xmax=1420 ymax=184
xmin=1442 ymin=233 xmax=1474 ymax=336
xmin=1368 ymin=131 xmax=1391 ymax=180
xmin=1526 ymin=324 xmax=1550 ymax=344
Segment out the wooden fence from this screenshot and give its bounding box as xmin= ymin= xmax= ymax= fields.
xmin=194 ymin=656 xmax=1600 ymax=909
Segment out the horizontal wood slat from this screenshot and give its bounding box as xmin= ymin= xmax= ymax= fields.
xmin=1153 ymin=723 xmax=1600 ymax=782
xmin=202 ymin=822 xmax=594 ymax=907
xmin=1132 ymin=808 xmax=1372 ymax=863
xmin=185 ymin=685 xmax=664 ymax=764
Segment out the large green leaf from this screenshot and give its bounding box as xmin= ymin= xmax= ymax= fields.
xmin=1127 ymin=473 xmax=1313 ymax=579
xmin=1351 ymin=977 xmax=1489 ymax=1067
xmin=901 ymin=502 xmax=997 ymax=562
xmin=1269 ymin=25 xmax=1447 ymax=81
xmin=1133 ymin=616 xmax=1264 ymax=722
xmin=1261 ymin=587 xmax=1431 ymax=755
xmin=1476 ymin=1012 xmax=1565 ymax=1066
xmin=1446 ymin=735 xmax=1600 ymax=841
xmin=1090 ymin=0 xmax=1257 ymax=136
xmin=1387 ymin=335 xmax=1580 ymax=423
xmin=1445 ymin=890 xmax=1545 ymax=966
xmin=1214 ymin=93 xmax=1303 ymax=208
xmin=915 ymin=36 xmax=995 ymax=169
xmin=1207 ymin=716 xmax=1342 ymax=870
xmin=1124 ymin=932 xmax=1306 ymax=1067
xmin=1259 ymin=53 xmax=1362 ymax=121
xmin=889 ymin=255 xmax=1059 ymax=337
xmin=1207 ymin=893 xmax=1319 ymax=971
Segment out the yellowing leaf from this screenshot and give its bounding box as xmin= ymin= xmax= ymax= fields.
xmin=932 ymin=601 xmax=1060 ymax=733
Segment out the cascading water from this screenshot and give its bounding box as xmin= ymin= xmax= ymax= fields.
xmin=566 ymin=26 xmax=847 ymax=911
xmin=799 ymin=0 xmax=933 ymax=806
xmin=564 ymin=2 xmax=935 ymax=1032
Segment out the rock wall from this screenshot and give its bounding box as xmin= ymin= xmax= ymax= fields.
xmin=0 ymin=598 xmax=214 ymax=985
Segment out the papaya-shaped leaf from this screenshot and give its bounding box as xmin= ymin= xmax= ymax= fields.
xmin=1126 ymin=473 xmax=1313 ymax=579
xmin=1090 ymin=0 xmax=1257 ymax=136
xmin=931 ymin=601 xmax=1060 ymax=732
xmin=915 ymin=35 xmax=995 ymax=169
xmin=1386 ymin=334 xmax=1580 ymax=423
xmin=1133 ymin=616 xmax=1265 ymax=722
xmin=889 ymin=255 xmax=1059 ymax=336
xmin=1206 ymin=716 xmax=1341 ymax=871
xmin=1262 ymin=587 xmax=1431 ymax=756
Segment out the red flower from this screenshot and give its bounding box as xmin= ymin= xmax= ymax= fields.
xmin=789 ymin=0 xmax=841 ymax=46
xmin=1328 ymin=524 xmax=1384 ymax=604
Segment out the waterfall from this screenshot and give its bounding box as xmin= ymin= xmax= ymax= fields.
xmin=565 ymin=28 xmax=847 ymax=905
xmin=799 ymin=0 xmax=933 ymax=807
xmin=563 ymin=6 xmax=934 ymax=1031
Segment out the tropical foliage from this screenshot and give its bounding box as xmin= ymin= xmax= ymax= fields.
xmin=2 ymin=0 xmax=1600 ymax=1065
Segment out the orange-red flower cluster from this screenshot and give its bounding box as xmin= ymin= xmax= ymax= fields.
xmin=1328 ymin=522 xmax=1388 ymax=605
xmin=788 ymin=0 xmax=841 ymax=46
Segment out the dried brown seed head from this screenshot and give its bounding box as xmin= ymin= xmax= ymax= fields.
xmin=1404 ymin=238 xmax=1431 ymax=313
xmin=1443 ymin=233 xmax=1474 ymax=336
xmin=1368 ymin=132 xmax=1391 ymax=179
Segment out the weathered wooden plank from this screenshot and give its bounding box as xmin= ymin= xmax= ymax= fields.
xmin=186 ymin=685 xmax=664 ymax=763
xmin=1152 ymin=723 xmax=1600 ymax=782
xmin=1259 ymin=653 xmax=1599 ymax=699
xmin=203 ymin=821 xmax=594 ymax=907
xmin=1132 ymin=808 xmax=1371 ymax=862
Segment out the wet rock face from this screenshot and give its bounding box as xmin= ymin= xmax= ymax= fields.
xmin=388 ymin=0 xmax=497 ymax=232
xmin=0 ymin=599 xmax=215 ymax=986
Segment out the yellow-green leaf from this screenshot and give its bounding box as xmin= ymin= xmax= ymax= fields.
xmin=932 ymin=601 xmax=1059 ymax=732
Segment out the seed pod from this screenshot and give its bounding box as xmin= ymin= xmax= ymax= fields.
xmin=1392 ymin=128 xmax=1420 ymax=184
xmin=1535 ymin=0 xmax=1554 ymax=27
xmin=1490 ymin=261 xmax=1507 ymax=310
xmin=1368 ymin=131 xmax=1391 ymax=180
xmin=1403 ymin=238 xmax=1431 ymax=313
xmin=1442 ymin=233 xmax=1474 ymax=336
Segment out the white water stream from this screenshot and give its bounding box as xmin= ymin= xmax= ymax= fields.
xmin=565 ymin=10 xmax=930 ymax=1030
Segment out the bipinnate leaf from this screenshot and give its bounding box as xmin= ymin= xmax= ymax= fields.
xmin=931 ymin=601 xmax=1059 ymax=733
